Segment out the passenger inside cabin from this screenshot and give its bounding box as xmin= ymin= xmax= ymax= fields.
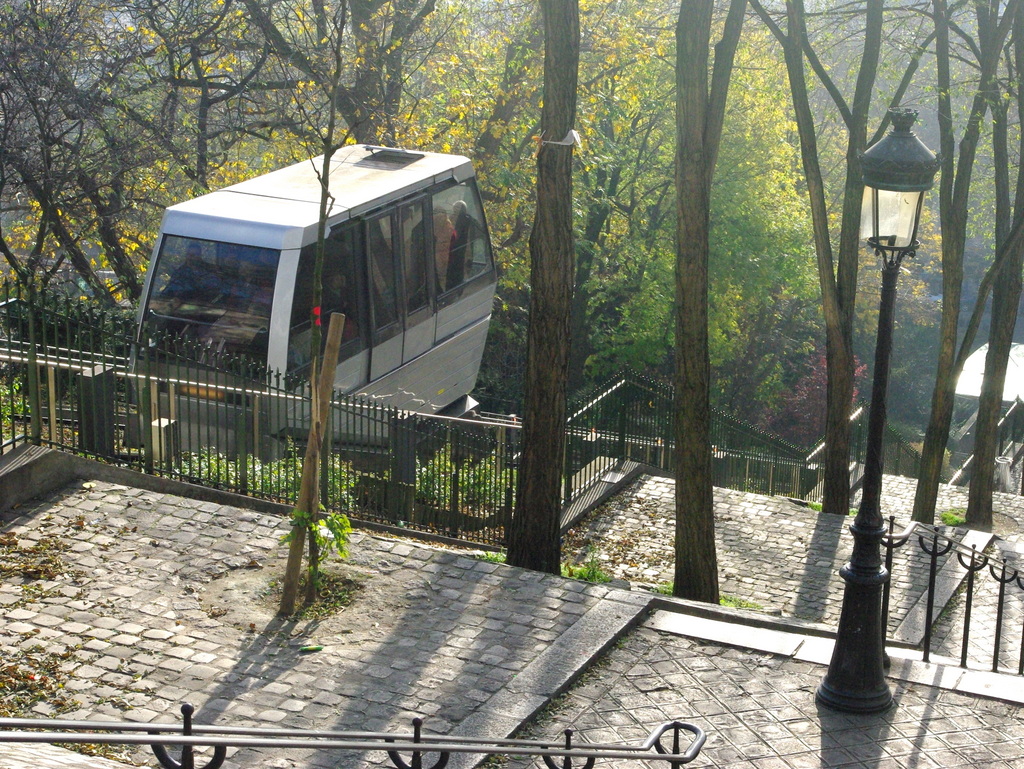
xmin=447 ymin=200 xmax=473 ymax=290
xmin=323 ymin=269 xmax=360 ymax=344
xmin=433 ymin=211 xmax=454 ymax=292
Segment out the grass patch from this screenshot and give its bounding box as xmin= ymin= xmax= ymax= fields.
xmin=720 ymin=594 xmax=764 ymax=610
xmin=475 ymin=550 xmax=507 ymax=564
xmin=806 ymin=501 xmax=857 ymax=515
xmin=561 ymin=551 xmax=612 ymax=584
xmin=652 ymin=583 xmax=764 ymax=610
xmin=940 ymin=508 xmax=967 ymax=527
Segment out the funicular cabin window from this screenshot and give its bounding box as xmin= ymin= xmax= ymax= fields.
xmin=287 ymin=225 xmax=367 ymax=374
xmin=431 ymin=182 xmax=493 ymax=306
xmin=367 ymin=213 xmax=400 ymax=339
xmin=400 ymin=199 xmax=431 ymax=317
xmin=145 ymin=235 xmax=279 ymax=359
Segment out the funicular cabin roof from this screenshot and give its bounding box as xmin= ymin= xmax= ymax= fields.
xmin=160 ymin=146 xmax=476 ymax=250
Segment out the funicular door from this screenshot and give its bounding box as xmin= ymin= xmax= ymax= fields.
xmin=398 ymin=197 xmax=435 ymax=363
xmin=367 ymin=212 xmax=404 ymax=380
xmin=285 ymin=225 xmax=369 ymax=390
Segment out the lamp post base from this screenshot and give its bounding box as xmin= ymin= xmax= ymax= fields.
xmin=816 ymin=558 xmax=892 ymax=714
xmin=816 ymin=672 xmax=892 ymax=714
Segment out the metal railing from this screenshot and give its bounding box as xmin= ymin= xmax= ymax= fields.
xmin=561 ymin=371 xmax=918 ymax=503
xmin=710 ymin=410 xmax=809 ymax=498
xmin=0 ymin=705 xmax=706 ymax=769
xmin=0 ymin=281 xmax=516 ymax=547
xmin=949 ymin=397 xmax=1024 ymax=487
xmin=2 ymin=282 xmax=929 ymax=551
xmin=563 ymin=373 xmax=674 ymax=504
xmin=883 ymin=518 xmax=1024 ymax=675
xmin=802 ymin=405 xmax=922 ymax=502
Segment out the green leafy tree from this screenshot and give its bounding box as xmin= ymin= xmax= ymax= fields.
xmin=0 ymin=0 xmax=148 ymax=299
xmin=243 ymin=0 xmax=442 ymax=144
xmin=751 ymin=0 xmax=891 ymax=516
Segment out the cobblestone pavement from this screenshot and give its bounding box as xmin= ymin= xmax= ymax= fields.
xmin=4 ymin=471 xmax=1024 ymax=769
xmin=562 ymin=476 xmax=991 ymax=630
xmin=1 ymin=480 xmax=648 ymax=769
xmin=563 ymin=473 xmax=1024 ymax=677
xmin=508 ymin=624 xmax=1024 ymax=769
xmin=862 ymin=474 xmax=1024 ymax=545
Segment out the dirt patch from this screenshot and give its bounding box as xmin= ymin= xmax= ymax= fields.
xmin=198 ymin=552 xmax=392 ymax=637
xmin=993 ymin=511 xmax=1020 ymax=539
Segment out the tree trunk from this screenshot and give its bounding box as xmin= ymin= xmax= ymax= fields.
xmin=968 ymin=273 xmax=1021 ymax=528
xmin=751 ymin=0 xmax=882 ymax=517
xmin=965 ymin=10 xmax=1024 ymax=528
xmin=672 ymin=0 xmax=745 ymax=603
xmin=507 ymin=0 xmax=579 ymax=574
xmin=912 ymin=0 xmax=1018 ymax=523
xmin=279 ymin=313 xmax=346 ymax=615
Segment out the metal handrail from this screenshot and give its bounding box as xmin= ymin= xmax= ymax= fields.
xmin=881 ymin=516 xmax=1024 ymax=674
xmin=885 ymin=518 xmax=1021 ymax=571
xmin=0 ymin=706 xmax=706 ymax=769
xmin=949 ymin=397 xmax=1024 ymax=486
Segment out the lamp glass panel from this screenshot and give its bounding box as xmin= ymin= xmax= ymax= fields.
xmin=859 ymin=187 xmax=875 ymax=240
xmin=862 ymin=187 xmax=923 ymax=247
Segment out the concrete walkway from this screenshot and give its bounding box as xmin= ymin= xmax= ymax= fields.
xmin=3 ymin=461 xmax=1024 ymax=768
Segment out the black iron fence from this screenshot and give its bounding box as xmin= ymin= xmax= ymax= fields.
xmin=883 ymin=518 xmax=1024 ymax=676
xmin=564 ymin=372 xmax=922 ymax=504
xmin=2 ymin=282 xmax=927 ymax=547
xmin=0 ymin=706 xmax=706 ymax=769
xmin=0 ymin=281 xmax=516 ymax=547
xmin=562 ymin=373 xmax=673 ymax=504
xmin=563 ymin=373 xmax=814 ymax=501
xmin=803 ymin=404 xmax=922 ymax=501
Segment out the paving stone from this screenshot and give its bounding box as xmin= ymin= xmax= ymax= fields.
xmin=5 ymin=608 xmax=38 ymax=621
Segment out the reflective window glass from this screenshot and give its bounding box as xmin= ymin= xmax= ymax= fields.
xmin=400 ymin=200 xmax=431 ymax=315
xmin=367 ymin=214 xmax=399 ymax=331
xmin=431 ymin=182 xmax=493 ymax=297
xmin=145 ymin=235 xmax=279 ymax=359
xmin=287 ymin=226 xmax=366 ymax=373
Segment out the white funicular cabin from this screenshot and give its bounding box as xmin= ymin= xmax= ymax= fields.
xmin=138 ymin=145 xmax=496 ymax=421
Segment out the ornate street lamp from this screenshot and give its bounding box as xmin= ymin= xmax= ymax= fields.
xmin=816 ymin=108 xmax=940 ymax=713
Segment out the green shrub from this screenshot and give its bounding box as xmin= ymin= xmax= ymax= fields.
xmin=561 ymin=550 xmax=612 ymax=584
xmin=177 ymin=448 xmax=357 ymax=508
xmin=415 ymin=451 xmax=516 ymax=509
